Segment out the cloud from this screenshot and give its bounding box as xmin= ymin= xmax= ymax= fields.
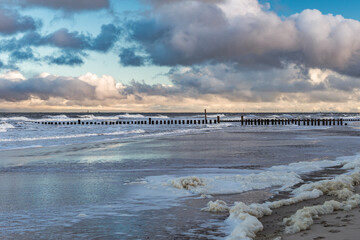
xmin=0 ymin=24 xmax=120 ymax=51
xmin=1 ymin=0 xmax=110 ymax=11
xmin=92 ymin=24 xmax=121 ymax=52
xmin=0 ymin=24 xmax=120 ymax=66
xmin=0 ymin=72 xmax=125 ymax=102
xmin=128 ymin=0 xmax=360 ymax=77
xmin=1 ymin=68 xmax=360 ymax=112
xmin=45 ymin=51 xmax=84 ymax=66
xmin=0 ymin=9 xmax=39 ymax=35
xmin=119 ymin=48 xmax=145 ymax=66
xmin=9 ymin=48 xmax=35 ymax=63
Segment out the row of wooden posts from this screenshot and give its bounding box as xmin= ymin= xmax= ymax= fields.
xmin=222 ymin=118 xmax=344 ymax=126
xmin=34 ymin=117 xmax=346 ymax=126
xmin=35 ymin=117 xmax=221 ymax=126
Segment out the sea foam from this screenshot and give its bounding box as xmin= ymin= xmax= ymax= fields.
xmin=205 ymin=156 xmax=360 ymax=240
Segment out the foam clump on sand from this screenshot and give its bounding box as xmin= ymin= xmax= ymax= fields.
xmin=230 ymin=202 xmax=272 ymax=218
xmin=171 ymin=176 xmax=205 ymax=190
xmin=201 ymin=200 xmax=229 ymax=213
xmin=284 ymin=194 xmax=360 ymax=234
xmin=224 ymin=202 xmax=273 ymax=240
xmin=227 ymin=213 xmax=263 ymax=240
xmin=266 ymin=189 xmax=323 ymax=209
xmin=283 ymin=173 xmax=360 ymax=234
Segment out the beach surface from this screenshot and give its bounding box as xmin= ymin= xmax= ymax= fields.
xmin=1 ymin=113 xmax=360 ymax=239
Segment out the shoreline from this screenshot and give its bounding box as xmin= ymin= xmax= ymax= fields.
xmin=255 ymin=166 xmax=353 ymax=240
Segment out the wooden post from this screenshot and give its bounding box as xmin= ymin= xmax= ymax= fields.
xmin=241 ymin=116 xmax=244 ymax=125
xmin=217 ymin=115 xmax=220 ymax=124
xmin=204 ymin=109 xmax=207 ymax=122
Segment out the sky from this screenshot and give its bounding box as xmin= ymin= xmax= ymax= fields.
xmin=1 ymin=0 xmax=360 ymax=112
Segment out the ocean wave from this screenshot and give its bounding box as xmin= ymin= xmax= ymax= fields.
xmin=0 ymin=122 xmax=15 ymax=132
xmin=75 ymin=114 xmax=120 ymax=120
xmin=194 ymin=114 xmax=225 ymax=118
xmin=0 ymin=129 xmax=146 ymax=142
xmin=43 ymin=114 xmax=69 ymax=119
xmin=117 ymin=113 xmax=145 ymax=118
xmin=0 ymin=116 xmax=30 ymax=121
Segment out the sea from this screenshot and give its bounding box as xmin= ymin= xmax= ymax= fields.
xmin=1 ymin=112 xmax=360 ymax=239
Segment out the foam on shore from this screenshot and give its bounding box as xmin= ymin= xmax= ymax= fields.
xmin=168 ymin=171 xmax=302 ymax=195
xmin=201 ymin=155 xmax=360 ymax=240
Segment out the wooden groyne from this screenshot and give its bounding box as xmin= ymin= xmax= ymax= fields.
xmin=34 ymin=117 xmax=220 ymax=125
xmin=32 ymin=117 xmax=349 ymax=126
xmin=221 ymin=118 xmax=345 ymax=126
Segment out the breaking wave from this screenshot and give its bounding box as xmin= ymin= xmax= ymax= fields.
xmin=0 ymin=129 xmax=146 ymax=142
xmin=0 ymin=122 xmax=15 ymax=132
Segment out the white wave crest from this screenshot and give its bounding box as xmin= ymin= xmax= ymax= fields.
xmin=43 ymin=114 xmax=69 ymax=119
xmin=0 ymin=116 xmax=29 ymax=121
xmin=0 ymin=122 xmax=15 ymax=132
xmin=117 ymin=113 xmax=145 ymax=118
xmin=0 ymin=129 xmax=146 ymax=142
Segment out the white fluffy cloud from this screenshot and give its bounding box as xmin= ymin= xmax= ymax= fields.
xmin=130 ymin=0 xmax=360 ymax=77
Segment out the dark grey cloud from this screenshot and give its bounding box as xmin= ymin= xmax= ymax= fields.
xmin=92 ymin=24 xmax=121 ymax=51
xmin=119 ymin=48 xmax=145 ymax=66
xmin=141 ymin=0 xmax=224 ymax=7
xmin=0 ymin=24 xmax=120 ymax=51
xmin=0 ymin=76 xmax=95 ymax=102
xmin=9 ymin=48 xmax=34 ymax=62
xmin=1 ymin=0 xmax=109 ymax=11
xmin=0 ymin=9 xmax=39 ymax=35
xmin=127 ymin=0 xmax=360 ymax=77
xmin=45 ymin=52 xmax=84 ymax=66
xmin=119 ymin=63 xmax=360 ymax=104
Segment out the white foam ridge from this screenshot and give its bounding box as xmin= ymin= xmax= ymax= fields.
xmin=0 ymin=122 xmax=15 ymax=132
xmin=171 ymin=176 xmax=206 ymax=190
xmin=268 ymin=160 xmax=340 ymax=174
xmin=202 ymin=155 xmax=360 ymax=240
xmin=169 ymin=171 xmax=302 ymax=195
xmin=201 ymin=200 xmax=229 ymax=213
